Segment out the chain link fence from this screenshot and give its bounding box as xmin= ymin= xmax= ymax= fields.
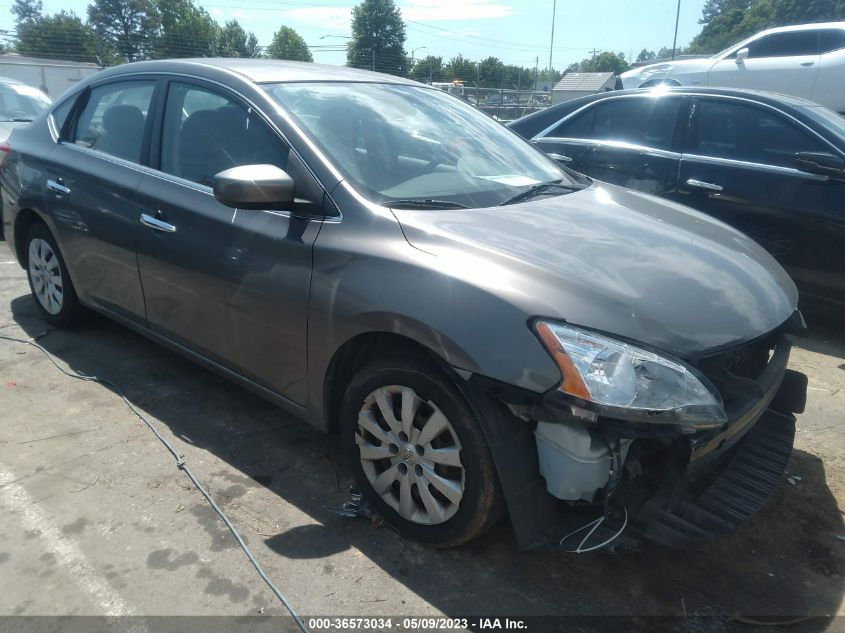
xmin=431 ymin=83 xmax=552 ymax=122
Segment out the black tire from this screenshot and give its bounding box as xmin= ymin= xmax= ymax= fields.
xmin=24 ymin=221 xmax=83 ymax=328
xmin=340 ymin=358 xmax=505 ymax=547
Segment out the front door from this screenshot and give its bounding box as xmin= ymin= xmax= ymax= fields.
xmin=678 ymin=97 xmax=845 ymax=311
xmin=135 ymin=80 xmax=324 ymax=404
xmin=707 ymin=30 xmax=820 ymax=100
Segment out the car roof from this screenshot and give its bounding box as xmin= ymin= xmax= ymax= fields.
xmin=0 ymin=75 xmax=26 ymax=86
xmin=96 ymin=58 xmax=422 ymax=86
xmin=758 ymin=21 xmax=845 ymax=35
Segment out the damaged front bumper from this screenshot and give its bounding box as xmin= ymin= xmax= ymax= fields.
xmin=461 ymin=324 xmax=808 ymax=551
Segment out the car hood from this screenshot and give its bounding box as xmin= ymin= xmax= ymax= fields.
xmin=391 ymin=183 xmax=798 ymax=357
xmin=623 ymin=58 xmax=713 ymax=79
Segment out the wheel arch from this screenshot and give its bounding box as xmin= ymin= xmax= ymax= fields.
xmin=12 ymin=207 xmax=45 ymax=266
xmin=322 ymin=330 xmax=470 ymax=437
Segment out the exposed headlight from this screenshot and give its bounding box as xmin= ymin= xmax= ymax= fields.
xmin=535 ymin=321 xmax=726 ymax=429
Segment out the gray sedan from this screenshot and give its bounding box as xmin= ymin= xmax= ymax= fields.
xmin=0 ymin=59 xmax=807 ymax=550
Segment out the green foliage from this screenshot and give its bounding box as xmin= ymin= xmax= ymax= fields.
xmin=637 ymin=48 xmax=656 ymax=62
xmin=443 ymin=54 xmax=475 ymax=83
xmin=688 ymin=0 xmax=845 ymax=53
xmin=410 ymin=54 xmax=444 ymax=83
xmin=567 ymin=51 xmax=630 ymax=74
xmin=347 ymin=0 xmax=406 ymax=75
xmin=217 ymin=19 xmax=260 ymax=58
xmin=15 ymin=10 xmax=98 ymax=62
xmin=87 ymin=0 xmax=160 ymax=62
xmin=152 ymin=0 xmax=216 ymax=58
xmin=267 ymin=25 xmax=312 ymax=62
xmin=11 ymin=0 xmax=42 ymax=25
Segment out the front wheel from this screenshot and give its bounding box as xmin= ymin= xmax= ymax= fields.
xmin=340 ymin=359 xmax=505 ymax=547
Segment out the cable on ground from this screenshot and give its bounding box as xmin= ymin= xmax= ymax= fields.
xmin=0 ymin=329 xmax=308 ymax=633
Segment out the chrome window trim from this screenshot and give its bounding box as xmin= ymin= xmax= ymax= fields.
xmin=681 ymin=153 xmax=830 ymax=181
xmin=537 ymin=136 xmax=682 ymax=160
xmin=56 ymin=141 xmax=150 ymax=176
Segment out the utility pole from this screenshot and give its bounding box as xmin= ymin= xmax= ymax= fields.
xmin=534 ymin=56 xmax=539 ymax=92
xmin=548 ymin=0 xmax=556 ymax=73
xmin=672 ymin=0 xmax=682 ymax=60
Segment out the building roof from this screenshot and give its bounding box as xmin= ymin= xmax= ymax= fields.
xmin=0 ymin=54 xmax=98 ymax=68
xmin=553 ymin=72 xmax=615 ymax=92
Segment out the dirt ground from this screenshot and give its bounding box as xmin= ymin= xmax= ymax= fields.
xmin=0 ymin=238 xmax=843 ymax=633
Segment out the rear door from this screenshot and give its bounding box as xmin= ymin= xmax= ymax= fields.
xmin=707 ymin=30 xmax=821 ymax=99
xmin=533 ymin=95 xmax=687 ymax=197
xmin=134 ymin=79 xmax=325 ymax=405
xmin=41 ymin=78 xmax=158 ymax=324
xmin=678 ymin=96 xmax=845 ymax=309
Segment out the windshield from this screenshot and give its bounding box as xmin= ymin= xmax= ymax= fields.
xmin=264 ymin=82 xmax=577 ymax=208
xmin=0 ymin=83 xmax=51 ymax=122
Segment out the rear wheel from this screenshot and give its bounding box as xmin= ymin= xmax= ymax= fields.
xmin=340 ymin=358 xmax=505 ymax=547
xmin=25 ymin=222 xmax=83 ymax=327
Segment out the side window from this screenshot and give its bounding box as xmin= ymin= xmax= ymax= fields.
xmin=71 ymin=81 xmax=155 ymax=163
xmin=160 ymin=82 xmax=288 ymax=186
xmin=690 ymin=99 xmax=828 ymax=167
xmin=51 ymin=96 xmax=76 ymax=137
xmin=586 ymin=97 xmax=682 ymax=151
xmin=547 ymin=106 xmax=596 ymax=138
xmin=747 ymin=31 xmax=820 ymax=58
xmin=820 ymin=29 xmax=845 ymax=54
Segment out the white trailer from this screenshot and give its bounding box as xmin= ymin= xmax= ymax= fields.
xmin=0 ymin=54 xmax=99 ymax=99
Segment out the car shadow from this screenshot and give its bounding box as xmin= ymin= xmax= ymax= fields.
xmin=8 ymin=295 xmax=844 ymax=631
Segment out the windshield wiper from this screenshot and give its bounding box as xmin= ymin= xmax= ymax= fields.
xmin=388 ymin=198 xmax=469 ymax=209
xmin=499 ymin=180 xmax=587 ymax=206
xmin=10 ymin=118 xmax=33 ymax=122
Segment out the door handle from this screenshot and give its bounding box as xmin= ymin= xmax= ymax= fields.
xmin=801 ymin=61 xmax=815 ymax=66
xmin=46 ymin=179 xmax=70 ymax=196
xmin=686 ymin=178 xmax=724 ymax=192
xmin=140 ymin=213 xmax=177 ymax=233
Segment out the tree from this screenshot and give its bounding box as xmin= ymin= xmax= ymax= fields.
xmin=15 ymin=11 xmax=98 ymax=62
xmin=11 ymin=0 xmax=42 ymax=25
xmin=152 ymin=0 xmax=216 ymax=58
xmin=443 ymin=54 xmax=476 ymax=83
xmin=410 ymin=54 xmax=443 ymax=83
xmin=567 ymin=51 xmax=629 ymax=74
xmin=347 ymin=0 xmax=406 ymax=76
xmin=217 ymin=19 xmax=260 ymax=57
xmin=267 ymin=26 xmax=312 ymax=62
xmin=88 ymin=0 xmax=160 ymax=62
xmin=637 ymin=48 xmax=656 ymax=62
xmin=477 ymin=56 xmax=503 ymax=87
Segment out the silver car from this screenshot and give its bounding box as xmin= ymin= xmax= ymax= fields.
xmin=1 ymin=59 xmax=807 ymax=550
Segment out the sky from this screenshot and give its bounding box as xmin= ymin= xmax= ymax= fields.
xmin=0 ymin=0 xmax=709 ymax=70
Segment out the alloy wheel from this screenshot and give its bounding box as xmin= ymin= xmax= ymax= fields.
xmin=356 ymin=385 xmax=465 ymax=525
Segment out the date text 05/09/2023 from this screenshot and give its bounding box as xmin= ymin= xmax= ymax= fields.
xmin=307 ymin=617 xmax=529 ymax=630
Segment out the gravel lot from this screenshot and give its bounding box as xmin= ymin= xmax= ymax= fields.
xmin=0 ymin=238 xmax=843 ymax=632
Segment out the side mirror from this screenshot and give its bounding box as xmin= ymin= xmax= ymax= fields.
xmin=735 ymin=47 xmax=749 ymax=63
xmin=213 ymin=164 xmax=295 ymax=210
xmin=794 ymin=151 xmax=845 ymax=178
xmin=547 ymin=152 xmax=573 ymax=164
